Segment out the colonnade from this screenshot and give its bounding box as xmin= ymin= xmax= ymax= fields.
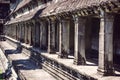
xmin=6 ymin=12 xmax=115 ymax=75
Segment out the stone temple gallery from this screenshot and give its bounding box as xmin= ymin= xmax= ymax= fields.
xmin=1 ymin=0 xmax=120 ymax=80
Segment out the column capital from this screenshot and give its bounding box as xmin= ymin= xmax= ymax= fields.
xmin=100 ymin=10 xmax=114 ymax=22
xmin=72 ymin=14 xmax=79 ymax=23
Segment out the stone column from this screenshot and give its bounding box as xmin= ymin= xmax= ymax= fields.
xmin=24 ymin=23 xmax=27 ymax=44
xmin=73 ymin=16 xmax=86 ymax=65
xmin=40 ymin=21 xmax=45 ymax=49
xmin=41 ymin=21 xmax=48 ymax=50
xmin=20 ymin=24 xmax=22 ymax=42
xmin=16 ymin=25 xmax=18 ymax=40
xmin=97 ymin=12 xmax=114 ymax=75
xmin=40 ymin=22 xmax=42 ymax=49
xmin=28 ymin=24 xmax=32 ymax=45
xmin=20 ymin=23 xmax=25 ymax=43
xmin=58 ymin=19 xmax=62 ymax=58
xmin=23 ymin=24 xmax=25 ymax=43
xmin=26 ymin=25 xmax=29 ymax=44
xmin=58 ymin=19 xmax=68 ymax=58
xmin=32 ymin=22 xmax=36 ymax=46
xmin=48 ymin=18 xmax=56 ymax=54
xmin=35 ymin=22 xmax=40 ymax=47
xmin=17 ymin=25 xmax=19 ymax=40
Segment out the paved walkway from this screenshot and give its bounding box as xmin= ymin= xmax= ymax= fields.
xmin=0 ymin=41 xmax=56 ymax=80
xmin=0 ymin=49 xmax=5 ymax=73
xmin=0 ymin=49 xmax=5 ymax=79
xmin=0 ymin=48 xmax=18 ymax=80
xmin=41 ymin=53 xmax=120 ymax=80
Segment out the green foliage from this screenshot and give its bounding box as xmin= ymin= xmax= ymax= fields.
xmin=0 ymin=69 xmax=4 ymax=80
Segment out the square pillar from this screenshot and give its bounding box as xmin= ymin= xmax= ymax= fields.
xmin=35 ymin=22 xmax=40 ymax=47
xmin=24 ymin=24 xmax=27 ymax=44
xmin=58 ymin=19 xmax=69 ymax=58
xmin=97 ymin=12 xmax=114 ymax=75
xmin=48 ymin=19 xmax=56 ymax=54
xmin=20 ymin=24 xmax=25 ymax=43
xmin=31 ymin=22 xmax=36 ymax=46
xmin=16 ymin=25 xmax=18 ymax=40
xmin=58 ymin=19 xmax=63 ymax=58
xmin=40 ymin=21 xmax=47 ymax=50
xmin=73 ymin=16 xmax=86 ymax=65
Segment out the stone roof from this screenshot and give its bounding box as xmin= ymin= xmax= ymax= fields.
xmin=40 ymin=0 xmax=118 ymax=17
xmin=7 ymin=0 xmax=119 ymax=25
xmin=14 ymin=0 xmax=31 ymax=12
xmin=7 ymin=4 xmax=46 ymax=25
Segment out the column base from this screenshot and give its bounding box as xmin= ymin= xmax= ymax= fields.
xmin=97 ymin=67 xmax=115 ymax=76
xmin=20 ymin=39 xmax=24 ymax=43
xmin=48 ymin=49 xmax=56 ymax=54
xmin=49 ymin=51 xmax=56 ymax=54
xmin=73 ymin=58 xmax=86 ymax=65
xmin=58 ymin=52 xmax=68 ymax=59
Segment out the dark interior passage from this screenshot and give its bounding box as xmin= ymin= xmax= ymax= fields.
xmin=69 ymin=19 xmax=75 ymax=56
xmin=85 ymin=17 xmax=100 ymax=63
xmin=113 ymin=14 xmax=120 ymax=66
xmin=0 ymin=24 xmax=3 ymax=35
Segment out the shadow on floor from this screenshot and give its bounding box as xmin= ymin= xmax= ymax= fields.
xmin=3 ymin=44 xmax=44 ymax=74
xmin=12 ymin=59 xmax=39 ymax=71
xmin=5 ymin=43 xmax=22 ymax=55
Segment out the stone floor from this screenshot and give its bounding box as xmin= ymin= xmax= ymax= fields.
xmin=0 ymin=48 xmax=18 ymax=80
xmin=0 ymin=41 xmax=56 ymax=80
xmin=0 ymin=49 xmax=5 ymax=73
xmin=41 ymin=53 xmax=120 ymax=80
xmin=1 ymin=41 xmax=120 ymax=80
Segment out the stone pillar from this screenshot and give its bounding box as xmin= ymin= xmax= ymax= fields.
xmin=41 ymin=21 xmax=48 ymax=50
xmin=40 ymin=21 xmax=46 ymax=50
xmin=73 ymin=16 xmax=86 ymax=65
xmin=16 ymin=25 xmax=18 ymax=40
xmin=20 ymin=24 xmax=23 ymax=42
xmin=58 ymin=19 xmax=62 ymax=58
xmin=35 ymin=22 xmax=40 ymax=47
xmin=48 ymin=18 xmax=56 ymax=53
xmin=18 ymin=24 xmax=20 ymax=41
xmin=24 ymin=24 xmax=27 ymax=44
xmin=23 ymin=25 xmax=25 ymax=43
xmin=20 ymin=23 xmax=25 ymax=43
xmin=32 ymin=22 xmax=36 ymax=46
xmin=97 ymin=12 xmax=114 ymax=75
xmin=28 ymin=24 xmax=32 ymax=45
xmin=26 ymin=25 xmax=29 ymax=44
xmin=58 ymin=19 xmax=69 ymax=58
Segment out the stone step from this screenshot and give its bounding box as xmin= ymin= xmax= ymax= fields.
xmin=43 ymin=64 xmax=70 ymax=80
xmin=42 ymin=63 xmax=79 ymax=80
xmin=0 ymin=41 xmax=57 ymax=80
